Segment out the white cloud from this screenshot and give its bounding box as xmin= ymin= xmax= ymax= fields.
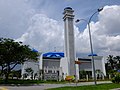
xmin=16 ymin=5 xmax=120 ymax=57
xmin=75 ymin=5 xmax=120 ymax=56
xmin=0 ymin=0 xmax=120 ymax=57
xmin=0 ymin=0 xmax=31 ymax=38
xmin=97 ymin=5 xmax=120 ymax=35
xmin=16 ymin=14 xmax=64 ymax=52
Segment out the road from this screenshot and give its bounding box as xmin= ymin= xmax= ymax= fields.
xmin=0 ymin=81 xmax=111 ymax=90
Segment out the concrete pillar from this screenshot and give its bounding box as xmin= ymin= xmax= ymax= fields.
xmin=63 ymin=7 xmax=76 ymax=76
xmin=86 ymin=75 xmax=89 ymax=81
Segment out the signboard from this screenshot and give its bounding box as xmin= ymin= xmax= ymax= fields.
xmin=44 ymin=73 xmax=58 ymax=80
xmin=65 ymin=75 xmax=75 ymax=81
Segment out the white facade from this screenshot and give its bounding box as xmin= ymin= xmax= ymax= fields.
xmin=78 ymin=56 xmax=106 ymax=78
xmin=21 ymin=53 xmax=107 ymax=80
xmin=60 ymin=57 xmax=69 ymax=79
xmin=21 ymin=61 xmax=39 ymax=80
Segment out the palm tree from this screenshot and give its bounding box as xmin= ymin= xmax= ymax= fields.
xmin=34 ymin=73 xmax=38 ymax=79
xmin=25 ymin=68 xmax=34 ymax=80
xmin=107 ymin=55 xmax=116 ymax=70
xmin=95 ymin=69 xmax=104 ymax=79
xmin=114 ymin=56 xmax=120 ymax=70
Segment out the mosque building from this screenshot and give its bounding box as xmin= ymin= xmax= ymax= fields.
xmin=21 ymin=7 xmax=106 ymax=81
xmin=21 ymin=51 xmax=106 ymax=80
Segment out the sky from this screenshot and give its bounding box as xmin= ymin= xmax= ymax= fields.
xmin=0 ymin=0 xmax=120 ymax=57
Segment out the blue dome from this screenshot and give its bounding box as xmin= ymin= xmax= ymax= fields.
xmin=43 ymin=52 xmax=64 ymax=58
xmin=32 ymin=49 xmax=38 ymax=52
xmin=88 ymin=54 xmax=97 ymax=56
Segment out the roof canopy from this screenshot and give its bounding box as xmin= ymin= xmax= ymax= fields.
xmin=88 ymin=54 xmax=97 ymax=56
xmin=43 ymin=52 xmax=64 ymax=58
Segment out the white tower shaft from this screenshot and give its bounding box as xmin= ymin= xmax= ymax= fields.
xmin=63 ymin=7 xmax=76 ymax=76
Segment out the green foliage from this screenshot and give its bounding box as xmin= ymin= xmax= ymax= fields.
xmin=9 ymin=70 xmax=21 ymax=79
xmin=107 ymin=55 xmax=115 ymax=70
xmin=25 ymin=67 xmax=34 ymax=79
xmin=112 ymin=73 xmax=120 ymax=84
xmin=0 ymin=38 xmax=39 ymax=82
xmin=0 ymin=79 xmax=43 ymax=84
xmin=79 ymin=70 xmax=87 ymax=79
xmin=0 ymin=79 xmax=67 ymax=84
xmin=106 ymin=55 xmax=120 ymax=75
xmin=25 ymin=68 xmax=34 ymax=74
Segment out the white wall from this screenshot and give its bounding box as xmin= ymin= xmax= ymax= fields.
xmin=87 ymin=56 xmax=106 ymax=77
xmin=60 ymin=57 xmax=69 ymax=79
xmin=21 ymin=61 xmax=39 ymax=79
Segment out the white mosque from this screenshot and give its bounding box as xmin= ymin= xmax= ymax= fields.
xmin=21 ymin=51 xmax=106 ymax=80
xmin=21 ymin=7 xmax=107 ymax=81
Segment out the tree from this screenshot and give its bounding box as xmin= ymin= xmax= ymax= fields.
xmin=0 ymin=38 xmax=39 ymax=82
xmin=79 ymin=70 xmax=87 ymax=79
xmin=9 ymin=70 xmax=21 ymax=79
xmin=95 ymin=69 xmax=104 ymax=79
xmin=114 ymin=56 xmax=120 ymax=70
xmin=107 ymin=55 xmax=116 ymax=70
xmin=34 ymin=73 xmax=38 ymax=80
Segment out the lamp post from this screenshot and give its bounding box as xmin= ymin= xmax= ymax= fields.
xmin=76 ymin=8 xmax=103 ymax=85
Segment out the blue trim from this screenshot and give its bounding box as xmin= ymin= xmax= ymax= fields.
xmin=88 ymin=54 xmax=97 ymax=56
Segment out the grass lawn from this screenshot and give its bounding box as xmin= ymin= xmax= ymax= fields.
xmin=47 ymin=83 xmax=120 ymax=90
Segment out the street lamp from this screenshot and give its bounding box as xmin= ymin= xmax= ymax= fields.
xmin=76 ymin=8 xmax=103 ymax=85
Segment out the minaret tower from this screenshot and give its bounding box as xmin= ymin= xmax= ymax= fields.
xmin=63 ymin=7 xmax=76 ymax=76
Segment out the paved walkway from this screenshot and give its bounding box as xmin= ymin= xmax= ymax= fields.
xmin=0 ymin=81 xmax=112 ymax=90
xmin=0 ymin=87 xmax=8 ymax=90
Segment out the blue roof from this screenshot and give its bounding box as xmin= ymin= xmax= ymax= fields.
xmin=88 ymin=54 xmax=97 ymax=56
xmin=117 ymin=70 xmax=120 ymax=73
xmin=43 ymin=52 xmax=64 ymax=58
xmin=32 ymin=48 xmax=38 ymax=52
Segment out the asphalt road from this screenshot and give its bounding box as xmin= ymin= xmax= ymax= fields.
xmin=0 ymin=81 xmax=111 ymax=90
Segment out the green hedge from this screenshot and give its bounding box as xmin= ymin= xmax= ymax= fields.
xmin=0 ymin=79 xmax=44 ymax=84
xmin=112 ymin=73 xmax=120 ymax=84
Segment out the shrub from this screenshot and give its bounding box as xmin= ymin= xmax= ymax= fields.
xmin=112 ymin=73 xmax=120 ymax=84
xmin=0 ymin=79 xmax=43 ymax=84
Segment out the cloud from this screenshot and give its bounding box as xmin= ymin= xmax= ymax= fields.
xmin=0 ymin=0 xmax=120 ymax=57
xmin=97 ymin=5 xmax=120 ymax=35
xmin=16 ymin=5 xmax=120 ymax=57
xmin=0 ymin=0 xmax=31 ymax=38
xmin=75 ymin=5 xmax=120 ymax=56
xmin=16 ymin=14 xmax=64 ymax=52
